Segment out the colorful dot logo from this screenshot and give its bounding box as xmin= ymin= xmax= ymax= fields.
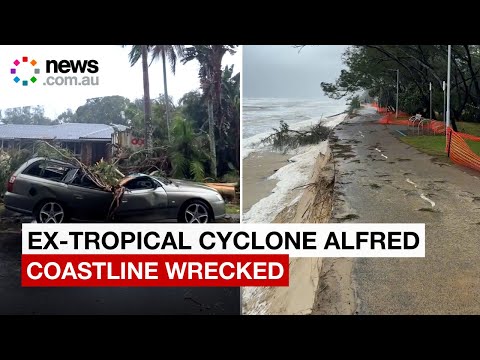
xmin=11 ymin=56 xmax=39 ymax=86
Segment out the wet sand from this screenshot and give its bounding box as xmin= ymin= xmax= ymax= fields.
xmin=242 ymin=145 xmax=334 ymax=315
xmin=242 ymin=151 xmax=290 ymax=213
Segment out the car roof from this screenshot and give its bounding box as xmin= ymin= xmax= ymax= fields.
xmin=126 ymin=173 xmax=150 ymax=178
xmin=28 ymin=157 xmax=77 ymax=168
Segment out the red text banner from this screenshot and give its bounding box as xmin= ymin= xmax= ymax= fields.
xmin=22 ymin=254 xmax=289 ymax=287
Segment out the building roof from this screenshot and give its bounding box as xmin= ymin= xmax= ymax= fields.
xmin=0 ymin=123 xmax=128 ymax=141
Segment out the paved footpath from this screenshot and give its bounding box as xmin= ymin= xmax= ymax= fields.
xmin=330 ymin=107 xmax=480 ymax=314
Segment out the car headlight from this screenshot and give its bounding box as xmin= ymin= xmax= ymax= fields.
xmin=215 ymin=192 xmax=224 ymax=201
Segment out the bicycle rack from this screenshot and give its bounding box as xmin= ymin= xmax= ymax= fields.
xmin=408 ymin=115 xmax=423 ymax=134
xmin=418 ymin=119 xmax=431 ymax=135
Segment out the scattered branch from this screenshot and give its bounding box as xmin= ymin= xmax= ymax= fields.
xmin=261 ymin=121 xmax=331 ymax=152
xmin=112 ymin=145 xmax=169 ymax=166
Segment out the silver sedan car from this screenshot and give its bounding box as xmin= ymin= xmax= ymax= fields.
xmin=4 ymin=157 xmax=225 ymax=223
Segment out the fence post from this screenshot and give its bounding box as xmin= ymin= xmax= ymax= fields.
xmin=447 ymin=129 xmax=453 ymax=158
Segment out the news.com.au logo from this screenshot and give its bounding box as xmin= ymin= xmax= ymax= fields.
xmin=10 ymin=56 xmax=99 ymax=87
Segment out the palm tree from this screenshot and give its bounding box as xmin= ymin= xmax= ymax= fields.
xmin=151 ymin=45 xmax=185 ymax=141
xmin=181 ymin=45 xmax=237 ymax=178
xmin=221 ymin=64 xmax=240 ymax=171
xmin=170 ymin=116 xmax=210 ymax=182
xmin=125 ymin=45 xmax=153 ymax=149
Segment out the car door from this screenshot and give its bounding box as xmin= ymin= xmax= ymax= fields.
xmin=14 ymin=160 xmax=74 ymax=214
xmin=116 ymin=176 xmax=168 ymax=221
xmin=65 ymin=170 xmax=113 ymax=221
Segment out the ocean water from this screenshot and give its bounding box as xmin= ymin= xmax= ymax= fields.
xmin=242 ymin=96 xmax=349 ymax=224
xmin=242 ymin=97 xmax=348 ymax=158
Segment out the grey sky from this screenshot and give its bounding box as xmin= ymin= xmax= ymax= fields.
xmin=0 ymin=45 xmax=241 ymax=119
xmin=243 ymin=45 xmax=349 ymax=99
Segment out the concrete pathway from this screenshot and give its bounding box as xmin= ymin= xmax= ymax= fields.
xmin=330 ymin=107 xmax=480 ymax=314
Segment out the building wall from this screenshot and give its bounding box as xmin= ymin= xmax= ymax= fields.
xmin=114 ymin=130 xmax=145 ymax=150
xmin=81 ymin=142 xmax=92 ymax=165
xmin=80 ymin=141 xmax=110 ymax=165
xmin=91 ymin=142 xmax=110 ymax=163
xmin=0 ymin=139 xmax=110 ymax=165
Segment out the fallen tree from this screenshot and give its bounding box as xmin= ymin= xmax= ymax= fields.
xmin=2 ymin=140 xmax=232 ymax=219
xmin=34 ymin=141 xmax=126 ymax=220
xmin=205 ymin=182 xmax=236 ymax=201
xmin=261 ymin=120 xmax=331 ymax=152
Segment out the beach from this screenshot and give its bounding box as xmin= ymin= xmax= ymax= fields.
xmin=242 ymin=151 xmax=290 ymax=213
xmin=241 ymin=109 xmax=348 ymax=314
xmin=241 ymin=97 xmax=348 ymax=314
xmin=242 ymin=111 xmax=347 ymax=224
xmin=241 ymin=140 xmax=336 ymax=315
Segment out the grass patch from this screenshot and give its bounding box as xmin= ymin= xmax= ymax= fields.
xmin=401 ymin=135 xmax=480 ymax=157
xmin=466 ymin=140 xmax=480 ymax=155
xmin=400 ymin=122 xmax=480 ymax=158
xmin=400 ymin=136 xmax=448 ymax=157
xmin=457 ymin=122 xmax=480 ymax=137
xmin=225 ymin=203 xmax=240 ymax=214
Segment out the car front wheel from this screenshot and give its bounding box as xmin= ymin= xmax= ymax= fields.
xmin=35 ymin=201 xmax=67 ymax=223
xmin=179 ymin=200 xmax=211 ymax=223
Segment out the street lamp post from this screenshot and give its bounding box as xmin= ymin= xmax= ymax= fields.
xmin=446 ymin=45 xmax=451 ymax=129
xmin=429 ymin=82 xmax=432 ymax=120
xmin=442 ymin=80 xmax=446 ymax=131
xmin=396 ymin=69 xmax=399 ymax=118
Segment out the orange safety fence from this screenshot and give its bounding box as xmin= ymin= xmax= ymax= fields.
xmin=371 ymin=102 xmax=480 ymax=172
xmin=373 ymin=105 xmax=446 ymax=134
xmin=430 ymin=120 xmax=446 ymax=134
xmin=378 ymin=113 xmax=410 ymax=126
xmin=415 ymin=119 xmax=446 ymax=134
xmin=371 ymin=102 xmax=409 ymax=117
xmin=371 ymin=102 xmax=388 ymax=114
xmin=446 ymin=128 xmax=480 ymax=172
xmin=457 ymin=132 xmax=480 ymax=141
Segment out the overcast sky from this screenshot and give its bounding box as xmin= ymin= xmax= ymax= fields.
xmin=243 ymin=45 xmax=348 ymax=99
xmin=0 ymin=45 xmax=241 ymax=119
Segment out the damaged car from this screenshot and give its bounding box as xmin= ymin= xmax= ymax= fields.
xmin=4 ymin=157 xmax=225 ymax=223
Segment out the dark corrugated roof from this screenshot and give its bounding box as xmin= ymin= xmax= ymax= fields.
xmin=0 ymin=123 xmax=128 ymax=141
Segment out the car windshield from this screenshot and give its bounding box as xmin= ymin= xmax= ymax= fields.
xmin=62 ymin=168 xmax=79 ymax=183
xmin=152 ymin=175 xmax=173 ymax=185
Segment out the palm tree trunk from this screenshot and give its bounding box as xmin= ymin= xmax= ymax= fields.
xmin=207 ymin=97 xmax=217 ymax=178
xmin=162 ymin=51 xmax=171 ymax=141
xmin=141 ymin=45 xmax=153 ymax=149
